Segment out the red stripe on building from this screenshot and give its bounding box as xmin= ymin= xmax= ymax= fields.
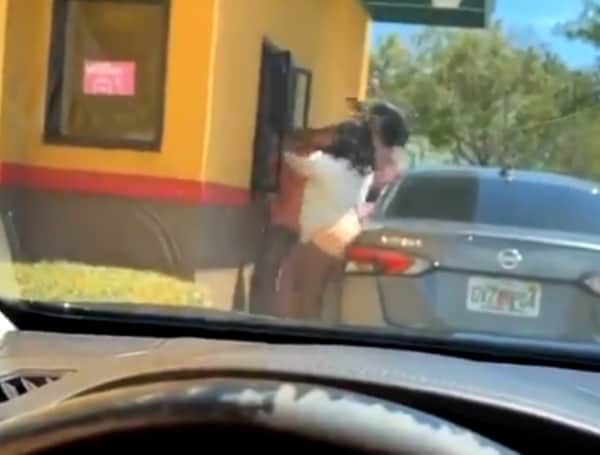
xmin=0 ymin=162 xmax=250 ymax=206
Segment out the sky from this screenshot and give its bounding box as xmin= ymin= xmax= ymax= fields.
xmin=371 ymin=0 xmax=597 ymax=69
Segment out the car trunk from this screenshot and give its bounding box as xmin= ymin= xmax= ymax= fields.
xmin=348 ymin=220 xmax=600 ymax=341
xmin=358 ymin=219 xmax=600 ymax=281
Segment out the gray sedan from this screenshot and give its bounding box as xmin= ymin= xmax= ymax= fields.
xmin=339 ymin=167 xmax=600 ymax=342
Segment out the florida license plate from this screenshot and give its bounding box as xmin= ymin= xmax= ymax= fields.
xmin=467 ymin=276 xmax=541 ymax=318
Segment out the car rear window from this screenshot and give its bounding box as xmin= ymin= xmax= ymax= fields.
xmin=383 ymin=173 xmax=600 ymax=236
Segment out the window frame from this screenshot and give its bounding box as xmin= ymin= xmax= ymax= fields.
xmin=291 ymin=67 xmax=312 ymax=129
xmin=250 ymin=39 xmax=294 ymax=194
xmin=250 ymin=38 xmax=315 ymax=195
xmin=43 ymin=0 xmax=171 ymax=151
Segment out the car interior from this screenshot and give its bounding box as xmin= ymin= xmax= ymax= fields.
xmin=0 ymin=305 xmax=598 ymax=454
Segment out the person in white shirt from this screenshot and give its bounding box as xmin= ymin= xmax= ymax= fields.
xmin=313 ymin=100 xmax=410 ymax=265
xmin=283 ymin=150 xmax=373 ymax=246
xmin=276 ymin=119 xmax=375 ymax=319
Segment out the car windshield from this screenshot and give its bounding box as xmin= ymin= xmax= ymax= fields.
xmin=2 ymin=0 xmax=600 ymax=353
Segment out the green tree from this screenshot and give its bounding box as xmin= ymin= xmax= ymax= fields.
xmin=369 ymin=25 xmax=600 ymax=174
xmin=556 ymin=0 xmax=600 ymax=180
xmin=561 ymin=0 xmax=600 ymax=49
xmin=548 ymin=109 xmax=600 ymax=178
xmin=368 ymin=35 xmax=412 ymax=106
xmin=410 ymin=26 xmax=568 ymax=166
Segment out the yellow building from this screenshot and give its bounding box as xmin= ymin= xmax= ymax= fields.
xmin=0 ymin=0 xmax=491 ymax=307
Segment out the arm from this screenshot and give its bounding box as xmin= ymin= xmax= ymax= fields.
xmin=357 ymin=173 xmax=376 ymax=221
xmin=393 ymin=147 xmax=408 ymax=179
xmin=283 ymin=124 xmax=337 ymax=156
xmin=359 ymin=173 xmax=374 ymax=203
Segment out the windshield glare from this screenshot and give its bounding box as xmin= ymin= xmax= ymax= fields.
xmin=2 ymin=0 xmax=600 ymax=351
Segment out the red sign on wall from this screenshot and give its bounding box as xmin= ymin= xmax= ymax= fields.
xmin=83 ymin=60 xmax=136 ymax=96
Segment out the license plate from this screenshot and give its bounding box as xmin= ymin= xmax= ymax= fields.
xmin=467 ymin=276 xmax=541 ymax=318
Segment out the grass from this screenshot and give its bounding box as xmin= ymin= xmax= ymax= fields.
xmin=10 ymin=261 xmax=212 ymax=307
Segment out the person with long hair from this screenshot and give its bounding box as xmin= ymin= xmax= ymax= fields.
xmin=276 ymin=118 xmax=376 ymax=319
xmin=366 ymin=100 xmax=410 ymax=201
xmin=336 ymin=99 xmax=410 ymax=229
xmin=248 ymin=124 xmax=345 ymax=316
xmin=276 ymin=101 xmax=410 ymax=320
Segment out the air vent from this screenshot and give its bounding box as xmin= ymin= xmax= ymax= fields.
xmin=0 ymin=371 xmax=65 ymax=402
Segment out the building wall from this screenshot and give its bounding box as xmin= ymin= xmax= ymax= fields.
xmin=205 ymin=0 xmax=371 ymax=188
xmin=0 ymin=0 xmax=371 ymax=310
xmin=0 ymin=0 xmax=7 ymax=133
xmin=0 ymin=0 xmax=370 ymax=197
xmin=0 ymin=0 xmax=216 ymax=181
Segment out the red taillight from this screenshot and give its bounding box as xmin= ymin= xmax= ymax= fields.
xmin=345 ymin=245 xmax=431 ymax=276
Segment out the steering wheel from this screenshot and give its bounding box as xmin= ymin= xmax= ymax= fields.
xmin=0 ymin=378 xmax=518 ymax=454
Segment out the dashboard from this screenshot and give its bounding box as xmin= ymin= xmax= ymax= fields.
xmin=0 ymin=330 xmax=599 ymax=453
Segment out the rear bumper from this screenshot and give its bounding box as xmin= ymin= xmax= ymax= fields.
xmin=339 ymin=272 xmax=600 ymax=343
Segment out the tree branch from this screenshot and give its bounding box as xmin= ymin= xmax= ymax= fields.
xmin=463 ymin=134 xmax=491 ymax=166
xmin=453 ymin=135 xmax=479 ymax=165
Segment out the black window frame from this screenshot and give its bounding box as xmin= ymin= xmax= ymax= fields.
xmin=250 ymin=39 xmax=314 ymax=195
xmin=43 ymin=0 xmax=171 ymax=151
xmin=250 ymin=39 xmax=291 ymax=194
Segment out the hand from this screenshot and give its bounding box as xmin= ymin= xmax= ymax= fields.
xmin=356 ymin=202 xmax=375 ymax=221
xmin=311 ymin=208 xmax=362 ymax=258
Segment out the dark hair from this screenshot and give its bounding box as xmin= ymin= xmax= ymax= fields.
xmin=368 ymin=101 xmax=410 ymax=147
xmin=324 ymin=119 xmax=374 ymax=176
